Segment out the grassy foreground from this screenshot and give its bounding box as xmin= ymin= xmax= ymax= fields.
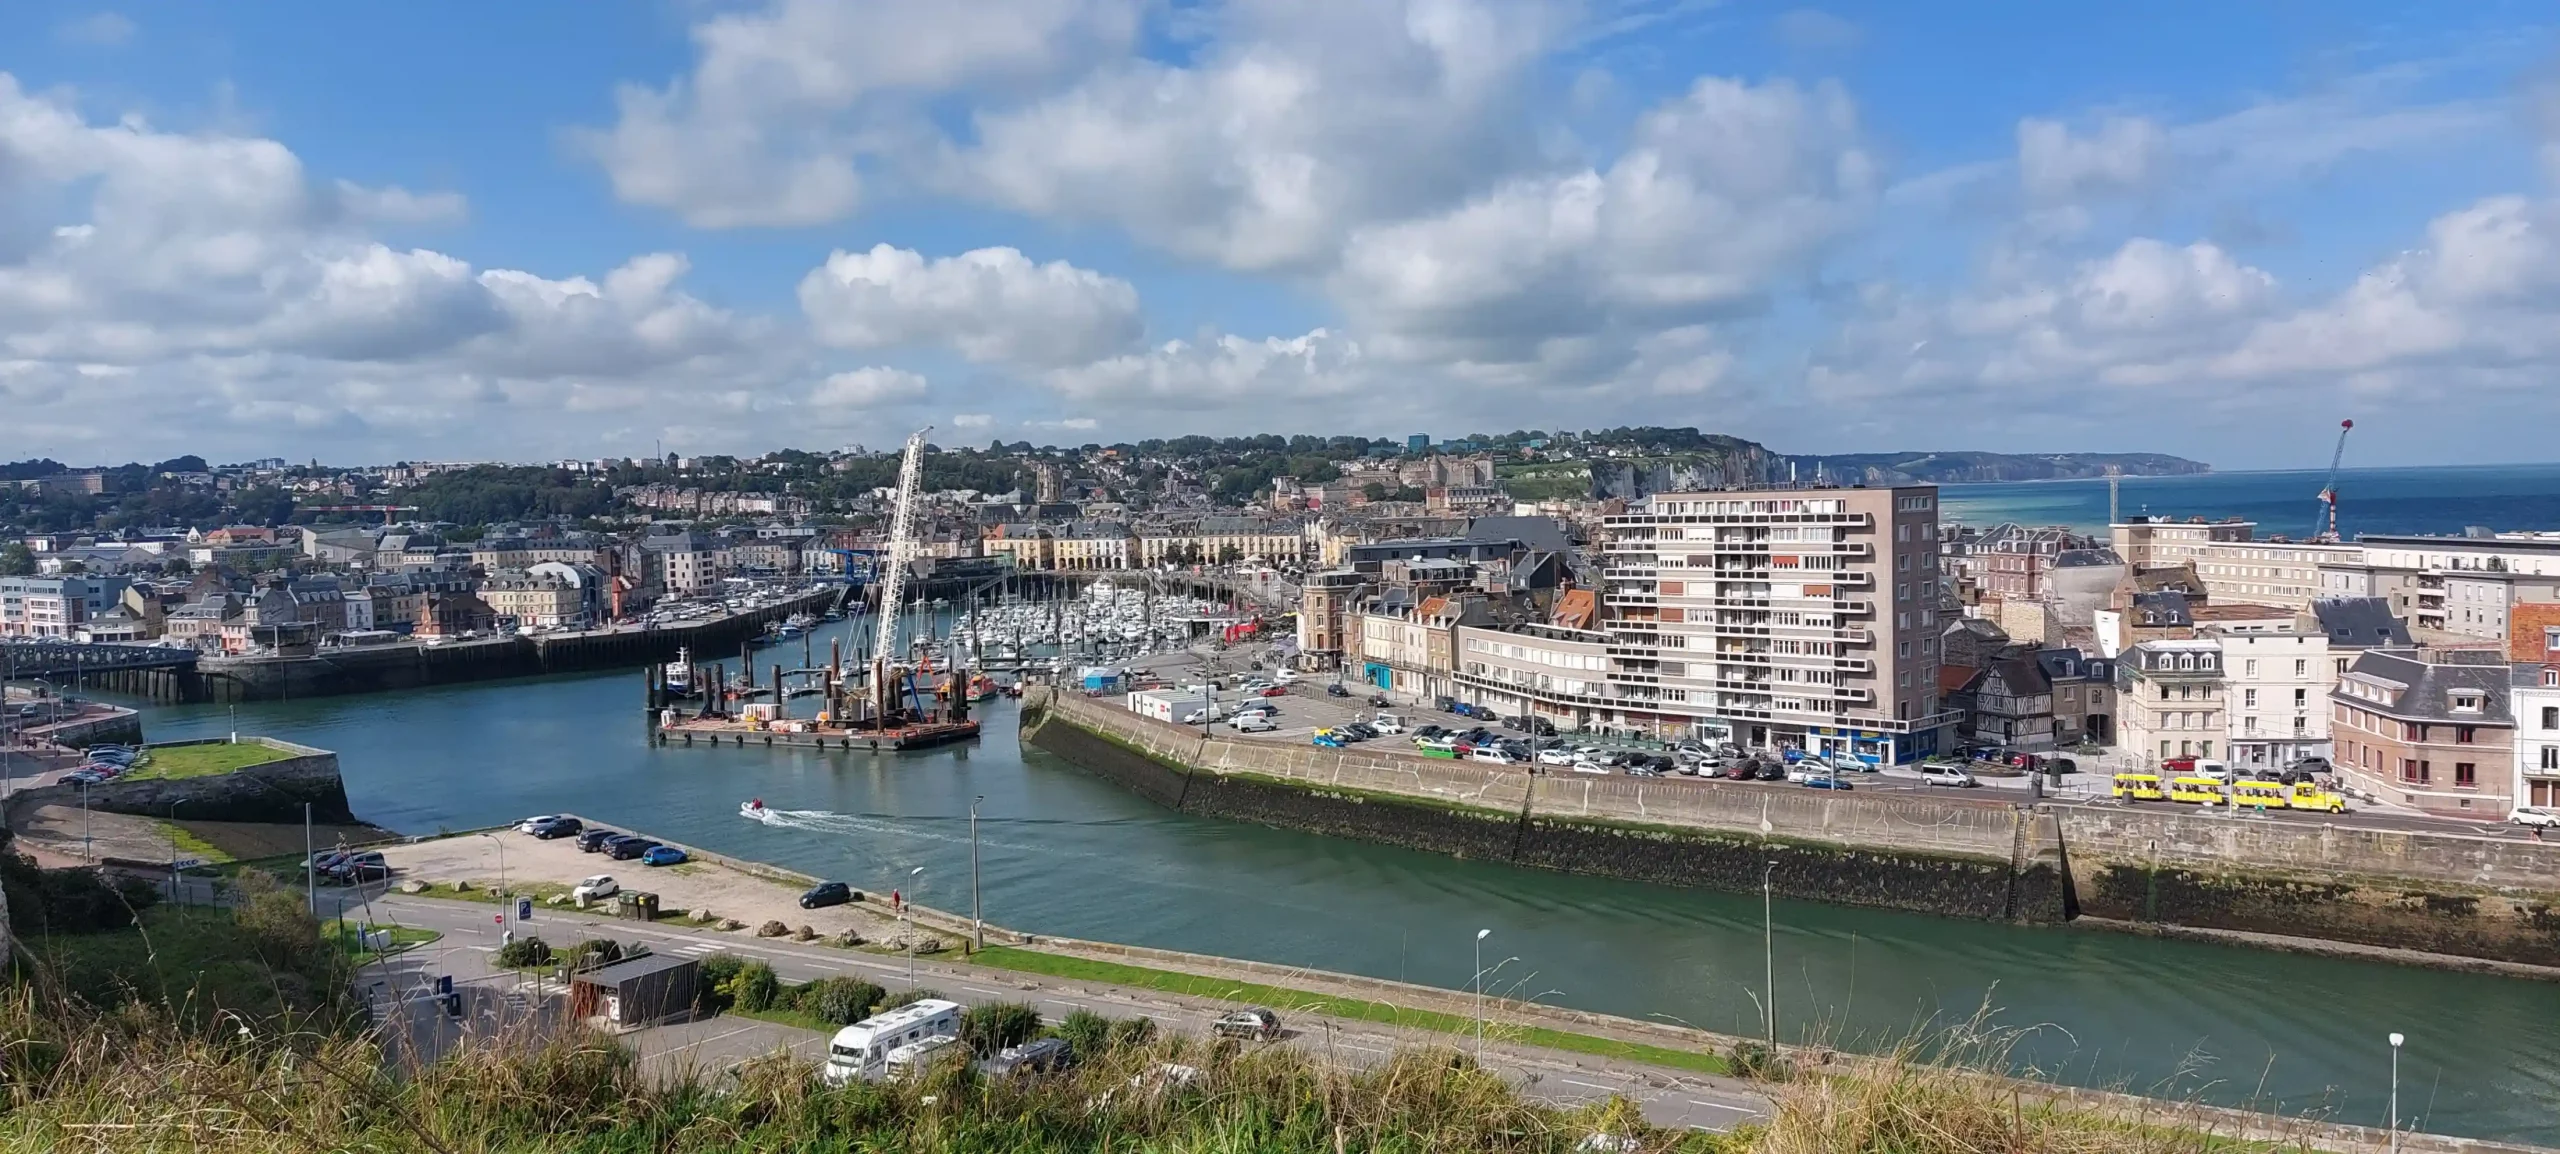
xmin=974 ymin=945 xmax=1732 ymax=1076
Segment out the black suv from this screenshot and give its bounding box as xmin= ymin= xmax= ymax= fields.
xmin=606 ymin=837 xmax=660 ymax=861
xmin=576 ymin=828 xmax=622 ymax=853
xmin=531 ymin=817 xmax=583 ymax=839
xmin=800 ymin=881 xmax=854 ymax=909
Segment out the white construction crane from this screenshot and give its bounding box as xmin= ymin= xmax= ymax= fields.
xmin=870 ymin=427 xmax=931 ymax=670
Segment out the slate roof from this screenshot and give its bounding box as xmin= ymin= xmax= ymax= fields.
xmin=2130 ymin=590 xmax=2192 ymax=627
xmin=2340 ymin=648 xmax=2514 ymax=723
xmin=2312 ymin=597 xmax=2413 ymax=649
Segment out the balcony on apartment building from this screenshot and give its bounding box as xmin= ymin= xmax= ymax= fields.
xmin=1604 ymin=509 xmax=1872 ymax=529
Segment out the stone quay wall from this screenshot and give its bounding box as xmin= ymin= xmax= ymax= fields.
xmin=3 ymin=737 xmax=352 ymax=828
xmin=1024 ymin=688 xmax=2060 ymax=922
xmin=2050 ymin=806 xmax=2560 ymax=968
xmin=1027 ymin=688 xmax=2559 ymax=967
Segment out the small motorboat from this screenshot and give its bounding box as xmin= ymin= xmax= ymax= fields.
xmin=740 ymin=798 xmax=772 ymax=822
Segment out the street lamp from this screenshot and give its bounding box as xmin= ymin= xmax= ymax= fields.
xmin=970 ymin=795 xmax=985 ymax=951
xmin=2388 ymin=1032 xmax=2405 ymax=1154
xmin=1472 ymin=927 xmax=1491 ymax=1064
xmin=1763 ymin=859 xmax=1778 ymax=1051
xmin=168 ymin=800 xmax=189 ymax=905
xmin=906 ymin=865 xmax=927 ymax=989
xmin=477 ymin=831 xmax=508 ymax=920
xmin=79 ymin=778 xmax=91 ymax=859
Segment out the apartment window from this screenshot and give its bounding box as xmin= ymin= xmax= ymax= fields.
xmin=2455 ymin=762 xmax=2477 ymax=788
xmin=2542 ymin=746 xmax=2559 ymax=771
xmin=1898 ymin=641 xmax=1912 ymax=658
xmin=1896 ymin=583 xmax=1910 ymax=602
xmin=2293 ymin=716 xmax=2307 ymax=733
xmin=2244 ymin=659 xmax=2258 ymax=678
xmin=2456 ymin=726 xmax=2477 ymax=744
xmin=2294 ymin=659 xmax=2307 ymax=677
xmin=2243 ymin=716 xmax=2258 ymax=733
xmin=2243 ymin=688 xmax=2258 ymax=708
xmin=2451 ymin=693 xmax=2482 ymax=714
xmin=2544 ymin=706 xmax=2559 ymax=731
xmin=2157 ymin=685 xmax=2170 ymax=700
xmin=2294 ymin=688 xmax=2307 ymax=707
xmin=1899 ymin=671 xmax=1911 ymax=688
xmin=2399 ymin=759 xmax=2421 ymax=783
xmin=1897 ymin=612 xmax=1911 ymax=630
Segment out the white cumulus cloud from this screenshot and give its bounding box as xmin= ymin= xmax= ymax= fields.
xmin=811 ymin=366 xmax=931 ymax=407
xmin=798 ymin=244 xmax=1141 ymax=367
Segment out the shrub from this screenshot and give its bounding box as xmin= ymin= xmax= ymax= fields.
xmin=1056 ymin=1009 xmax=1112 ymax=1058
xmin=695 ymin=954 xmax=746 ymax=1013
xmin=960 ymin=1001 xmax=1041 ymax=1056
xmin=0 ymin=850 xmax=159 ymax=937
xmin=496 ymin=936 xmax=553 ymax=968
xmin=877 ymin=988 xmax=943 ymax=1013
xmin=566 ymin=938 xmax=624 ymax=971
xmin=791 ymin=977 xmax=884 ymax=1026
xmin=729 ymin=961 xmax=780 ymax=1013
xmin=1108 ymin=1015 xmax=1157 ymax=1051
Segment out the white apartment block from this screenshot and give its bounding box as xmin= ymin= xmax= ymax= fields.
xmin=2110 ymin=517 xmax=2361 ymax=609
xmin=2515 ymin=668 xmax=2560 ymax=811
xmin=2320 ymin=534 xmax=2560 ymax=642
xmin=2217 ymin=630 xmax=2331 ymax=767
xmin=1584 ymin=485 xmax=1954 ymax=763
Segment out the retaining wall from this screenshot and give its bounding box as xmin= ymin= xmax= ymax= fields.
xmin=1024 ymin=689 xmax=2061 ymax=921
xmin=2052 ymin=807 xmax=2560 ymax=967
xmin=2 ymin=737 xmax=352 ymax=828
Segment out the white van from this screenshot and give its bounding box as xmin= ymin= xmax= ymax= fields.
xmin=824 ymin=999 xmax=964 ymax=1084
xmin=884 ymin=1035 xmax=964 ymax=1081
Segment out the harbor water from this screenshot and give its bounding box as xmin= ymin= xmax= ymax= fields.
xmin=107 ymin=607 xmax=2560 ymax=1143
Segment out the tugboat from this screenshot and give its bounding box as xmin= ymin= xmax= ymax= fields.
xmin=662 ymin=647 xmax=701 ymax=699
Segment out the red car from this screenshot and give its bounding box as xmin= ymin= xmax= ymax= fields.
xmin=1260 ymin=686 xmax=1288 ymax=697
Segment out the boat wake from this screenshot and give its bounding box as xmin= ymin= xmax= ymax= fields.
xmin=736 ymin=805 xmax=1105 ymax=858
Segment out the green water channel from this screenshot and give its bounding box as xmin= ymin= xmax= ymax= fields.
xmin=96 ymin=624 xmax=2560 ymax=1144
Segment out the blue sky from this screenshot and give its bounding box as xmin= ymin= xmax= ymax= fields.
xmin=2 ymin=0 xmax=2556 ymax=468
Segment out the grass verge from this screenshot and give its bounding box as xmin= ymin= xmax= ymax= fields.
xmin=155 ymin=821 xmax=237 ymax=866
xmin=124 ymin=741 xmax=294 ymax=781
xmin=971 ymin=946 xmax=1728 ymax=1076
xmin=323 ymin=919 xmax=439 ymax=957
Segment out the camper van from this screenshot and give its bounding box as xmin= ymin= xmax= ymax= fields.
xmin=884 ymin=1035 xmax=965 ymax=1081
xmin=824 ymin=999 xmax=963 ymax=1085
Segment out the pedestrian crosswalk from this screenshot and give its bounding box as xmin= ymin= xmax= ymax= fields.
xmin=668 ymin=939 xmax=721 ymax=957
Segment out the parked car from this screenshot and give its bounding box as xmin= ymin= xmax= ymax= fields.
xmin=606 ymin=837 xmax=661 ymax=861
xmin=1325 ymin=683 xmax=1351 ymax=698
xmin=2287 ymin=756 xmax=2334 ymax=775
xmin=305 ymin=849 xmax=351 ymax=874
xmin=329 ymin=852 xmax=389 ymax=883
xmin=571 ymin=874 xmax=619 ymax=901
xmin=1311 ymin=734 xmax=1344 ymax=748
xmin=531 ymin=817 xmax=583 ymax=839
xmin=1800 ymin=775 xmax=1855 ymax=790
xmin=577 ymin=828 xmax=623 ymax=852
xmin=2511 ymin=806 xmax=2560 ymax=829
xmin=1535 ymin=747 xmax=1578 ymax=766
xmin=981 ymin=1037 xmax=1076 ymax=1077
xmin=1919 ymin=762 xmax=1979 ymax=788
xmin=1753 ymin=762 xmax=1787 ymax=782
xmin=1722 ymin=761 xmax=1758 ymax=781
xmin=513 ymin=814 xmax=565 ymax=834
xmin=1259 ymin=686 xmax=1289 ymax=697
xmin=1229 ymin=714 xmax=1278 ymax=733
xmin=1570 ymin=759 xmax=1611 ymax=775
xmin=641 ymin=845 xmax=689 ymax=866
xmin=1469 ymin=746 xmax=1515 ymax=764
xmin=1211 ymin=1007 xmax=1282 ymax=1041
xmin=799 ymin=881 xmax=854 ymax=909
xmin=1414 ymin=736 xmax=1457 ymax=753
xmin=1370 ymin=715 xmax=1406 ymax=735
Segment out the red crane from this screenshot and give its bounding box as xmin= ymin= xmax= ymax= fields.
xmin=2312 ymin=419 xmax=2353 ymax=543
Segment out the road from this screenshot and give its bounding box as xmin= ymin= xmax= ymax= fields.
xmin=354 ymin=891 xmax=1772 ymax=1135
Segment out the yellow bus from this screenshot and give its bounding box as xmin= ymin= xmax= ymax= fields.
xmin=2283 ymin=782 xmax=2348 ymax=814
xmin=2167 ymin=776 xmax=2229 ymax=805
xmin=2230 ymin=781 xmax=2288 ymax=811
xmin=2111 ymin=772 xmax=2165 ymax=801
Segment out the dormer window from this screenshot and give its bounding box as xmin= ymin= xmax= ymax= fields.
xmin=2544 ymin=668 xmax=2558 ymax=688
xmin=2450 ymin=693 xmax=2483 ymax=714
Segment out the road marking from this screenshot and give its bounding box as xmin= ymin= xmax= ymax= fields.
xmin=1559 ymin=1078 xmax=1615 ymax=1091
xmin=961 ymin=985 xmax=1004 ymax=996
xmin=1686 ymin=1100 xmax=1756 ymax=1113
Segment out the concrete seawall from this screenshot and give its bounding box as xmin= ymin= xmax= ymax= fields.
xmin=2 ymin=737 xmax=352 ymax=827
xmin=1023 ymin=688 xmax=2061 ymax=922
xmin=1025 ymin=688 xmax=2560 ymax=967
xmin=2051 ymin=807 xmax=2560 ymax=968
xmin=177 ymin=589 xmax=837 ymax=702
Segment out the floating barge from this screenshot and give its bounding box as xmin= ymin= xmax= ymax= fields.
xmin=653 ymin=716 xmax=982 ymax=753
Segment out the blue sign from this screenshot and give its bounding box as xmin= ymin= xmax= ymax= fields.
xmin=517 ymin=897 xmax=534 ymax=921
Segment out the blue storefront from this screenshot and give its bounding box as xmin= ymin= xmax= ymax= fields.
xmin=1806 ymin=723 xmax=1941 ymax=767
xmin=1362 ymin=662 xmax=1393 ymax=689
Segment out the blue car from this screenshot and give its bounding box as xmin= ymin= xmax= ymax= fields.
xmin=1311 ymin=735 xmax=1344 ymax=748
xmin=641 ymin=845 xmax=689 ymax=867
xmin=1800 ymin=775 xmax=1854 ymax=790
